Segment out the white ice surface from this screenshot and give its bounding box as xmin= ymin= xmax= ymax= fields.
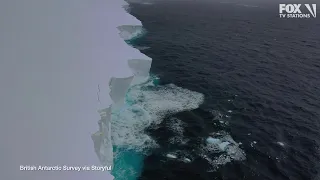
xmin=207 ymin=137 xmax=221 ymax=144
xmin=0 ymin=0 xmax=145 ymax=179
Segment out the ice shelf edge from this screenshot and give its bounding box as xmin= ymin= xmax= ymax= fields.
xmin=91 ymin=0 xmax=152 ymax=178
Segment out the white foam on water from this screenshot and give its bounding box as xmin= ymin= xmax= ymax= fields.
xmin=127 ymin=83 xmax=204 ymax=120
xmin=134 ymin=46 xmax=150 ymax=50
xmin=111 ymin=104 xmax=157 ymax=151
xmin=169 ymin=136 xmax=189 ymax=145
xmin=168 ymin=117 xmax=185 ymax=135
xmin=111 ymin=78 xmax=204 ymax=152
xmin=211 ymin=110 xmax=224 ymax=120
xmin=117 ymin=25 xmax=145 ymax=41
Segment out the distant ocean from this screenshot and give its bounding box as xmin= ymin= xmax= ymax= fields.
xmin=114 ymin=1 xmax=320 ymax=180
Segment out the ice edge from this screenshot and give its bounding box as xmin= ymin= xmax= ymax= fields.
xmin=91 ymin=1 xmax=152 ymax=179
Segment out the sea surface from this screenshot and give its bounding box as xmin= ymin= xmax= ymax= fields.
xmin=115 ymin=1 xmax=320 ymax=180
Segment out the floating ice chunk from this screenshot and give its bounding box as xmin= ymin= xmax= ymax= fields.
xmin=227 ymin=110 xmax=232 ymax=113
xmin=206 ymin=137 xmax=221 ymax=144
xmin=250 ymin=141 xmax=257 ymax=147
xmin=183 ymin=158 xmax=191 ymax=163
xmin=207 ymin=137 xmax=231 ymax=151
xmin=166 ymin=154 xmax=177 ymax=159
xmin=218 ymin=142 xmax=230 ymax=151
xmin=277 ymin=141 xmax=285 ymax=147
xmin=201 ymin=134 xmax=246 ymax=167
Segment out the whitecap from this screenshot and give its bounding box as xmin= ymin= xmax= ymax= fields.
xmin=166 ymin=154 xmax=177 ymax=159
xmin=277 ymin=141 xmax=285 ymax=147
xmin=182 ymin=157 xmax=192 ymax=163
xmin=117 ymin=25 xmax=146 ymax=41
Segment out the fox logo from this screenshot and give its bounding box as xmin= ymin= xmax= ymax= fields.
xmin=279 ymin=4 xmax=316 ymax=18
xmin=305 ymin=4 xmax=316 ymax=18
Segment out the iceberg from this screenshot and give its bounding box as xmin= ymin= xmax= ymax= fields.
xmin=91 ymin=1 xmax=246 ymax=177
xmin=92 ymin=1 xmax=205 ymax=180
xmin=91 ymin=0 xmax=153 ymax=179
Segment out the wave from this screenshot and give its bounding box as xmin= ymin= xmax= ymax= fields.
xmin=117 ymin=25 xmax=146 ymax=41
xmin=237 ymin=4 xmax=259 ymax=8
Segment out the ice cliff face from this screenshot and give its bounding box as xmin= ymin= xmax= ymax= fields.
xmin=91 ymin=0 xmax=152 ymax=175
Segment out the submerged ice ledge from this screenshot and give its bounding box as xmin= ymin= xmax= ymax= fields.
xmin=91 ymin=0 xmax=151 ymax=177
xmin=117 ymin=25 xmax=145 ymax=41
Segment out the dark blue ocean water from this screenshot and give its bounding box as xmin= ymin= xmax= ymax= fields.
xmin=123 ymin=1 xmax=320 ymax=180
